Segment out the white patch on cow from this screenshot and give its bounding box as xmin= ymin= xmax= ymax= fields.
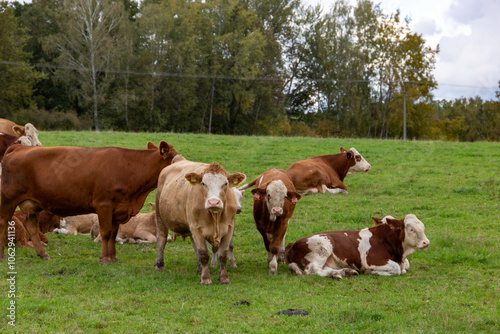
xmin=403 ymin=214 xmax=430 ymax=258
xmin=357 ymin=228 xmax=372 ymax=269
xmin=202 ymin=173 xmax=228 ymax=211
xmin=232 ymin=187 xmax=244 ymax=213
xmin=381 ymin=215 xmax=395 ymax=224
xmin=322 ymin=184 xmax=348 ymax=194
xmin=365 ymin=260 xmax=402 ymax=276
xmin=304 ymin=235 xmax=333 ymax=274
xmin=266 ymin=180 xmax=287 ymax=221
xmin=258 ymin=175 xmax=264 ymax=187
xmin=268 ymin=253 xmax=278 ymax=274
xmin=344 ymin=232 xmax=348 ymax=236
xmin=16 ymin=136 xmax=32 ymax=146
xmin=347 ymin=147 xmax=371 ymax=174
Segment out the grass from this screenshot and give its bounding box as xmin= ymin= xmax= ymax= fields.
xmin=1 ymin=131 xmax=499 ymax=333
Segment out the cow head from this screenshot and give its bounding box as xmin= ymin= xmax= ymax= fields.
xmin=233 ymin=188 xmax=245 ymax=214
xmin=252 ymin=180 xmax=301 ymax=222
xmin=14 ymin=123 xmax=42 ymax=146
xmin=148 ymin=141 xmax=179 ymax=165
xmin=185 ymin=162 xmax=246 ymax=213
xmin=340 ymin=147 xmax=371 ymax=174
xmin=385 ymin=214 xmax=430 ymax=254
xmin=15 ymin=136 xmax=32 ymax=146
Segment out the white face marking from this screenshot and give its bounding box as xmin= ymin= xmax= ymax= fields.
xmin=232 ymin=188 xmax=243 ymax=213
xmin=202 ymin=173 xmax=228 ymax=211
xmin=266 ymin=180 xmax=287 ymax=221
xmin=24 ymin=123 xmax=41 ymax=146
xmin=17 ymin=136 xmax=32 ymax=146
xmin=403 ymin=214 xmax=430 ymax=251
xmin=347 ymin=147 xmax=371 ymax=174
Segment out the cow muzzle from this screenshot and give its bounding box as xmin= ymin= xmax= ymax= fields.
xmin=206 ymin=198 xmax=223 ymax=212
xmin=420 ymin=239 xmax=430 ymax=249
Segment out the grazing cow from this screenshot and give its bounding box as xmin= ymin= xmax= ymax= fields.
xmin=240 ymin=168 xmax=302 ymax=274
xmin=285 ymin=214 xmax=430 ymax=278
xmin=155 ymin=160 xmax=246 ymax=285
xmin=286 ymin=147 xmax=371 ymax=195
xmin=91 ymin=203 xmax=163 ymax=244
xmin=53 ymin=214 xmax=98 ymax=236
xmin=0 ymin=141 xmax=178 ymax=263
xmin=0 ymin=119 xmax=41 ymax=146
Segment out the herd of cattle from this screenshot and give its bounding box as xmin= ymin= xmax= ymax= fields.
xmin=0 ymin=118 xmax=430 ymax=285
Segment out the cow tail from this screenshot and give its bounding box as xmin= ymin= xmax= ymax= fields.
xmin=238 ymin=178 xmax=257 ymax=191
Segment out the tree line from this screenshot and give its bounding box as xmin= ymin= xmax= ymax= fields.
xmin=1 ymin=0 xmax=499 ymax=141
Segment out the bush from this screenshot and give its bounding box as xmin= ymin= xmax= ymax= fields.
xmin=11 ymin=107 xmax=91 ymax=130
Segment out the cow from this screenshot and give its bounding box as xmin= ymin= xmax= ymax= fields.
xmin=91 ymin=203 xmax=163 ymax=244
xmin=0 ymin=133 xmax=35 ymax=185
xmin=0 ymin=119 xmax=41 ymax=146
xmin=155 ymin=160 xmax=246 ymax=285
xmin=4 ymin=210 xmax=60 ymax=248
xmin=53 ymin=214 xmax=98 ymax=236
xmin=0 ymin=141 xmax=178 ymax=263
xmin=286 ymin=147 xmax=371 ymax=195
xmin=285 ymin=214 xmax=430 ymax=278
xmin=239 ymin=168 xmax=302 ymax=274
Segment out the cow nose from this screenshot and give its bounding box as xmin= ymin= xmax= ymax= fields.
xmin=272 ymin=207 xmax=283 ymax=216
xmin=366 ymin=164 xmax=371 ymax=171
xmin=236 ymin=206 xmax=242 ymax=214
xmin=208 ymin=199 xmax=221 ymax=208
xmin=422 ymin=240 xmax=430 ymax=248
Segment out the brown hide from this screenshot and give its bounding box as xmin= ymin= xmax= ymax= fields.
xmin=0 ymin=133 xmax=24 ymax=161
xmin=0 ymin=119 xmax=24 ymax=137
xmin=4 ymin=210 xmax=58 ymax=248
xmin=286 ymin=148 xmax=356 ymax=194
xmin=91 ymin=211 xmax=158 ymax=244
xmin=0 ymin=141 xmax=178 ymax=262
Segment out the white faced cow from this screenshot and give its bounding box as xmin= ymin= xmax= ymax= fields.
xmin=0 ymin=119 xmax=41 ymax=147
xmin=286 ymin=147 xmax=371 ymax=195
xmin=285 ymin=214 xmax=429 ymax=278
xmin=155 ymin=160 xmax=246 ymax=285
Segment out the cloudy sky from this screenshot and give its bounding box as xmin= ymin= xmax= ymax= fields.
xmin=305 ymin=0 xmax=500 ymax=100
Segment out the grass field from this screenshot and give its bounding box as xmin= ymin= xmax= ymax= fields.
xmin=1 ymin=131 xmax=499 ymax=333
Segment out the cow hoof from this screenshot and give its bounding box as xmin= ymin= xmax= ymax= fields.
xmin=268 ymin=269 xmax=278 ymax=275
xmin=42 ymin=255 xmax=50 ymax=260
xmin=346 ymin=269 xmax=359 ymax=277
xmin=200 ymin=279 xmax=213 ymax=285
xmin=229 ymin=260 xmax=237 ymax=269
xmin=155 ymin=266 xmax=165 ymax=271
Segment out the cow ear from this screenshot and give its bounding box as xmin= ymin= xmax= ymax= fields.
xmin=251 ymin=188 xmax=265 ymax=200
xmin=372 ymin=217 xmax=384 ymax=225
xmin=159 ymin=141 xmax=171 ymax=158
xmin=147 ymin=142 xmax=157 ymax=150
xmin=185 ymin=172 xmax=202 ymax=185
xmin=340 ymin=147 xmax=348 ymax=153
xmin=287 ymin=191 xmax=302 ymax=203
xmin=228 ymin=173 xmax=246 ymax=187
xmin=13 ymin=125 xmax=24 ymax=136
xmin=149 ymin=202 xmax=156 ymax=211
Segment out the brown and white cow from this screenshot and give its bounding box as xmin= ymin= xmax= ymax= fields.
xmin=285 ymin=214 xmax=430 ymax=278
xmin=0 ymin=133 xmax=34 ymax=161
xmin=286 ymin=147 xmax=371 ymax=195
xmin=240 ymin=168 xmax=301 ymax=274
xmin=0 ymin=119 xmax=41 ymax=147
xmin=91 ymin=203 xmax=162 ymax=244
xmin=53 ymin=214 xmax=98 ymax=236
xmin=155 ymin=160 xmax=246 ymax=285
xmin=0 ymin=141 xmax=178 ymax=263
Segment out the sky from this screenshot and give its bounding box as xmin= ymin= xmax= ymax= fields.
xmin=304 ymin=0 xmax=500 ymax=100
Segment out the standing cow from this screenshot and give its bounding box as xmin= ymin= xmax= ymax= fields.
xmin=286 ymin=147 xmax=371 ymax=195
xmin=0 ymin=141 xmax=178 ymax=263
xmin=285 ymin=214 xmax=430 ymax=278
xmin=240 ymin=168 xmax=302 ymax=274
xmin=155 ymin=160 xmax=246 ymax=285
xmin=0 ymin=119 xmax=41 ymax=147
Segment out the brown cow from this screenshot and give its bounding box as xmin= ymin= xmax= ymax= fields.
xmin=0 ymin=141 xmax=178 ymax=263
xmin=155 ymin=160 xmax=246 ymax=285
xmin=91 ymin=203 xmax=163 ymax=244
xmin=4 ymin=210 xmax=60 ymax=248
xmin=285 ymin=214 xmax=430 ymax=278
xmin=286 ymin=147 xmax=371 ymax=195
xmin=53 ymin=214 xmax=98 ymax=236
xmin=240 ymin=168 xmax=301 ymax=274
xmin=0 ymin=119 xmax=41 ymax=146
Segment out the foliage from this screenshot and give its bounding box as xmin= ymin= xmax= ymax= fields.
xmin=0 ymin=131 xmax=499 ymax=333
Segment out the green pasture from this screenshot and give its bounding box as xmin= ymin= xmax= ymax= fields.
xmin=1 ymin=132 xmax=499 ymax=333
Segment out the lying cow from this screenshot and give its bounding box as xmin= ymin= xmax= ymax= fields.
xmin=240 ymin=168 xmax=301 ymax=274
xmin=5 ymin=210 xmax=60 ymax=248
xmin=53 ymin=214 xmax=98 ymax=236
xmin=0 ymin=141 xmax=178 ymax=263
xmin=155 ymin=160 xmax=246 ymax=285
xmin=286 ymin=147 xmax=371 ymax=195
xmin=0 ymin=118 xmax=41 ymax=146
xmin=91 ymin=203 xmax=163 ymax=244
xmin=285 ymin=214 xmax=429 ymax=278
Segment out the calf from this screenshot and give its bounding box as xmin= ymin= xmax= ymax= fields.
xmin=4 ymin=210 xmax=60 ymax=248
xmin=53 ymin=214 xmax=98 ymax=236
xmin=0 ymin=141 xmax=178 ymax=263
xmin=91 ymin=203 xmax=162 ymax=244
xmin=0 ymin=119 xmax=41 ymax=146
xmin=240 ymin=168 xmax=301 ymax=274
xmin=286 ymin=147 xmax=371 ymax=195
xmin=285 ymin=214 xmax=429 ymax=278
xmin=155 ymin=160 xmax=246 ymax=285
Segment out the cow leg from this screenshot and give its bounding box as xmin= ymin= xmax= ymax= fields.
xmin=0 ymin=202 xmax=17 ymax=260
xmin=228 ymin=236 xmax=237 ymax=269
xmin=106 ymin=223 xmax=119 ymax=262
xmin=210 ymin=242 xmax=219 ymax=268
xmin=267 ymin=252 xmax=278 ymax=275
xmin=133 ymin=230 xmax=157 ymax=244
xmin=278 ymin=232 xmax=287 ymax=264
xmin=217 ymin=232 xmax=233 ymax=285
xmin=267 ymin=227 xmax=288 ymax=274
xmin=154 ymin=229 xmax=170 ymax=271
xmin=19 ymin=201 xmax=49 ymax=260
xmin=322 ymin=185 xmax=348 ymax=194
xmin=191 ymin=233 xmax=212 ymax=285
xmin=365 ymin=260 xmax=402 ymax=276
xmin=96 ymin=208 xmax=113 ymax=263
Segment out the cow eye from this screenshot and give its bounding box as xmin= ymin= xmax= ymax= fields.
xmin=201 ymin=182 xmax=206 ymax=186
xmin=408 ymin=227 xmax=414 ymax=232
